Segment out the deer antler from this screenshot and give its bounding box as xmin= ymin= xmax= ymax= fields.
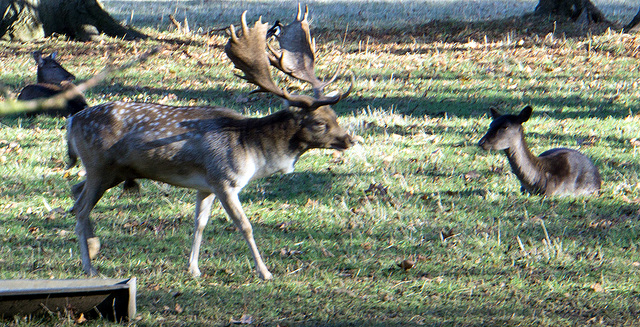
xmin=226 ymin=10 xmax=352 ymax=110
xmin=266 ymin=4 xmax=326 ymax=95
xmin=226 ymin=12 xmax=285 ymax=98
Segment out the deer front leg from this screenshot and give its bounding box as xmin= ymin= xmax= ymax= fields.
xmin=188 ymin=191 xmax=216 ymax=277
xmin=217 ymin=188 xmax=273 ymax=280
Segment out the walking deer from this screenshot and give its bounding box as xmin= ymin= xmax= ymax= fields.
xmin=18 ymin=51 xmax=87 ymax=116
xmin=478 ymin=106 xmax=601 ymax=196
xmin=67 ymin=6 xmax=354 ymax=279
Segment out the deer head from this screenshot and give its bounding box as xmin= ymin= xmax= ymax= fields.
xmin=478 ymin=106 xmax=532 ymax=151
xmin=33 ymin=51 xmax=75 ymax=84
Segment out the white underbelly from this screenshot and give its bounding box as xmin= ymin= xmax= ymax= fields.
xmin=158 ymin=172 xmax=212 ymax=191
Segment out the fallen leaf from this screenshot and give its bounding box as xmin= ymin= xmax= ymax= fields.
xmin=589 ymin=219 xmax=613 ymax=229
xmin=305 ymin=199 xmax=319 ymax=208
xmin=230 ymin=314 xmax=254 ymax=325
xmin=75 ymin=313 xmax=87 ymax=324
xmin=275 ymin=221 xmax=293 ymax=230
xmin=280 ymin=248 xmax=302 ymax=257
xmin=621 ymin=195 xmax=640 ymax=204
xmin=590 ymin=283 xmax=604 ymax=293
xmin=321 ymin=247 xmax=335 ymax=257
xmin=441 ymin=228 xmax=456 ymax=241
xmin=364 ymin=183 xmax=388 ymax=197
xmin=576 ymin=136 xmax=598 ymax=146
xmin=240 ymin=314 xmax=253 ymax=324
xmin=463 ymin=170 xmax=481 ymax=181
xmin=55 ymin=229 xmax=71 ymax=237
xmin=397 ymin=259 xmax=414 ymax=271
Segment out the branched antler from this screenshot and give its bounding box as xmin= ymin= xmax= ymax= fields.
xmin=225 ymin=8 xmax=352 ymax=110
xmin=226 ymin=13 xmax=286 ymax=98
xmin=266 ymin=4 xmax=327 ymax=96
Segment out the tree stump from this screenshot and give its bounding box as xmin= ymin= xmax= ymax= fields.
xmin=624 ymin=6 xmax=640 ymax=31
xmin=535 ymin=0 xmax=609 ymax=24
xmin=0 ymin=0 xmax=146 ymax=41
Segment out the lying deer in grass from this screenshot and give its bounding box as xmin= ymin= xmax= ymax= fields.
xmin=67 ymin=6 xmax=353 ymax=279
xmin=478 ymin=106 xmax=601 ymax=196
xmin=18 ymin=51 xmax=87 ymax=116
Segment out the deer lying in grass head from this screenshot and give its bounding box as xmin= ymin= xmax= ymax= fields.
xmin=18 ymin=51 xmax=87 ymax=116
xmin=67 ymin=6 xmax=353 ymax=279
xmin=478 ymin=105 xmax=601 ymax=196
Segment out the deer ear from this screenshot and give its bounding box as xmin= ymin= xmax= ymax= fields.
xmin=518 ymin=105 xmax=533 ymax=123
xmin=489 ymin=107 xmax=501 ymax=119
xmin=33 ymin=51 xmax=44 ymax=65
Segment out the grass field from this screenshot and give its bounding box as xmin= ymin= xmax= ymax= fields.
xmin=1 ymin=0 xmax=640 ymax=326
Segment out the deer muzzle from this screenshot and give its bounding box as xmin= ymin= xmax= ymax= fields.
xmin=331 ymin=133 xmax=354 ymax=151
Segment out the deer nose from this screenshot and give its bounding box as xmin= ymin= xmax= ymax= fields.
xmin=332 ymin=133 xmax=353 ymax=150
xmin=342 ymin=133 xmax=354 ymax=148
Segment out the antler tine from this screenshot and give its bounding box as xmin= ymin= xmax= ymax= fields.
xmin=297 ymin=3 xmax=308 ymax=22
xmin=312 ymin=70 xmax=355 ymax=108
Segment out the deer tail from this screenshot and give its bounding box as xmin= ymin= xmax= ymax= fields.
xmin=66 ymin=117 xmax=78 ymax=169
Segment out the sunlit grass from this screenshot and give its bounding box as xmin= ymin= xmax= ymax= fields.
xmin=1 ymin=1 xmax=640 ymax=326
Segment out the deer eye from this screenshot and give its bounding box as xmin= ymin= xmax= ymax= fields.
xmin=311 ymin=121 xmax=327 ymax=132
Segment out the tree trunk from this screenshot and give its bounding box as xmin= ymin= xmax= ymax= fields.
xmin=624 ymin=6 xmax=640 ymax=31
xmin=535 ymin=0 xmax=609 ymax=24
xmin=0 ymin=0 xmax=146 ymax=41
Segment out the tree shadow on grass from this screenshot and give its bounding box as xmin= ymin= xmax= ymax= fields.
xmin=83 ymin=80 xmax=637 ymax=121
xmin=386 ymin=13 xmax=618 ymax=44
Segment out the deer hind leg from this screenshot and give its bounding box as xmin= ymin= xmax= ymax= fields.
xmin=216 ymin=188 xmax=273 ymax=280
xmin=71 ymin=180 xmax=85 ymax=199
xmin=72 ymin=173 xmax=120 ymax=275
xmin=188 ymin=191 xmax=216 ymax=277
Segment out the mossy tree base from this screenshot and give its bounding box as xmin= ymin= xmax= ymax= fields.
xmin=0 ymin=0 xmax=146 ymax=41
xmin=535 ymin=0 xmax=610 ymax=25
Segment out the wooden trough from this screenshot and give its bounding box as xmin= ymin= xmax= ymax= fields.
xmin=0 ymin=278 xmax=136 ymax=322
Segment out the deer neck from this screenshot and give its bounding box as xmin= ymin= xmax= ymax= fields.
xmin=503 ymin=131 xmax=547 ymax=193
xmin=239 ymin=110 xmax=307 ymax=178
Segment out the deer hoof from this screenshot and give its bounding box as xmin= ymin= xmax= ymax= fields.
xmin=188 ymin=266 xmax=202 ymax=278
xmin=87 ymin=237 xmax=101 ymax=259
xmin=259 ymin=271 xmax=273 ymax=280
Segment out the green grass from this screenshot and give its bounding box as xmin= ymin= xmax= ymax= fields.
xmin=2 ymin=1 xmax=640 ymax=326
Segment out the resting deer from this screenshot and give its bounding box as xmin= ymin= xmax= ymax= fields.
xmin=17 ymin=51 xmax=87 ymax=116
xmin=67 ymin=6 xmax=353 ymax=279
xmin=478 ymin=105 xmax=601 ymax=196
